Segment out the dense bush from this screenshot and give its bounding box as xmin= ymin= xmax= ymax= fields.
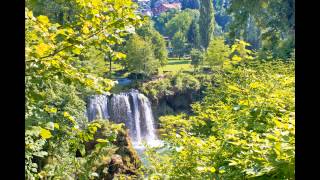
xmin=25 ymin=0 xmax=142 ymax=178
xmin=140 ymin=72 xmax=200 ymax=102
xmin=145 ymin=59 xmax=295 ymax=179
xmin=26 ymin=119 xmax=142 ymax=179
xmin=173 ymin=72 xmax=200 ymax=92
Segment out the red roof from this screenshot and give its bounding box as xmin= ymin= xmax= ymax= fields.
xmin=162 ymin=3 xmax=181 ymax=9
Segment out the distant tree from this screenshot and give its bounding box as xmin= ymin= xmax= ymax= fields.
xmin=187 ymin=18 xmax=201 ymax=49
xmin=153 ymin=9 xmax=178 ymax=35
xmin=171 ymin=31 xmax=187 ymax=59
xmin=26 ymin=0 xmax=77 ymax=25
xmin=165 ymin=9 xmax=199 ymax=38
xmin=126 ymin=35 xmax=160 ymax=77
xmin=190 ymin=48 xmax=204 ymax=72
xmin=199 ymin=0 xmax=215 ymax=49
xmin=152 ymin=32 xmax=169 ymax=66
xmin=137 ymin=20 xmax=168 ymax=66
xmin=206 ymin=37 xmax=230 ymax=68
xmin=227 ymin=0 xmax=295 ymax=59
xmin=103 ymin=46 xmax=126 ymax=78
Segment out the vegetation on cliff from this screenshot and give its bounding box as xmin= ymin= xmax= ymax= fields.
xmin=25 ymin=0 xmax=295 ymax=179
xmin=146 ymin=59 xmax=295 ymax=179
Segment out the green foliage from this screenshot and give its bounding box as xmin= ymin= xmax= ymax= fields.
xmin=171 ymin=31 xmax=187 ymax=58
xmin=146 ymin=59 xmax=295 ymax=179
xmin=153 ymin=9 xmax=179 ymax=35
xmin=151 ymin=31 xmax=169 ymax=67
xmin=165 ymin=9 xmax=199 ymax=38
xmin=199 ymin=0 xmax=215 ymax=49
xmin=259 ymin=36 xmax=295 ymax=60
xmin=26 ymin=0 xmax=77 ymax=25
xmin=125 ymin=34 xmax=160 ymax=77
xmin=25 ymin=0 xmax=142 ymax=178
xmin=174 ymin=72 xmax=201 ymax=92
xmin=205 ymin=37 xmax=231 ymax=68
xmin=190 ymin=48 xmax=204 ymax=71
xmin=26 ymin=120 xmax=126 ymax=179
xmin=219 ymin=39 xmax=255 ymax=69
xmin=187 ymin=18 xmax=201 ymax=49
xmin=137 ymin=20 xmax=168 ymax=66
xmin=227 ymin=0 xmax=295 ymax=59
xmin=141 ymin=77 xmax=173 ymax=102
xmin=140 ymin=72 xmax=200 ymax=102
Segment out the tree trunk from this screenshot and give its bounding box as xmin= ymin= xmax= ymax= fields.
xmin=109 ymin=55 xmax=112 ymax=78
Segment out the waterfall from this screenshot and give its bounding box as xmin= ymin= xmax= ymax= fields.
xmin=87 ymin=95 xmax=109 ymax=120
xmin=139 ymin=94 xmax=156 ymax=142
xmin=132 ymin=93 xmax=142 ymax=144
xmin=87 ymin=89 xmax=161 ymax=147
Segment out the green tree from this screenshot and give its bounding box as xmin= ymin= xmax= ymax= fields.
xmin=137 ymin=20 xmax=168 ymax=66
xmin=152 ymin=32 xmax=168 ymax=66
xmin=153 ymin=9 xmax=178 ymax=35
xmin=187 ymin=18 xmax=201 ymax=48
xmin=146 ymin=60 xmax=295 ymax=179
xmin=227 ymin=0 xmax=295 ymax=59
xmin=26 ymin=0 xmax=77 ymax=25
xmin=230 ymin=39 xmax=254 ymax=62
xmin=171 ymin=31 xmax=187 ymax=59
xmin=190 ymin=48 xmax=204 ymax=72
xmin=199 ymin=0 xmax=215 ymax=49
xmin=205 ymin=37 xmax=231 ymax=68
xmin=165 ymin=9 xmax=199 ymax=38
xmin=25 ymin=0 xmax=142 ymax=177
xmin=126 ymin=35 xmax=160 ymax=77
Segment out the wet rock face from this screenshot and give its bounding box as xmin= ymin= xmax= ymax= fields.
xmin=85 ymin=121 xmax=142 ymax=179
xmin=102 ymin=130 xmax=141 ymax=179
xmin=108 ymin=154 xmax=124 ymax=174
xmin=114 ymin=129 xmax=141 ymax=169
xmin=151 ymin=92 xmax=195 ymax=119
xmin=166 ymin=93 xmax=192 ymax=111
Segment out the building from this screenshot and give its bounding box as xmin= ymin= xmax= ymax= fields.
xmin=134 ymin=0 xmax=153 ymax=16
xmin=152 ymin=2 xmax=181 ymax=16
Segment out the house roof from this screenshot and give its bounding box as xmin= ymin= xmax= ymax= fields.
xmin=162 ymin=3 xmax=181 ymax=9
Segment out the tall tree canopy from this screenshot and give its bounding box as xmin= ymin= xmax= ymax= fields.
xmin=153 ymin=9 xmax=179 ymax=35
xmin=206 ymin=37 xmax=231 ymax=68
xmin=227 ymin=0 xmax=295 ymax=58
xmin=25 ymin=0 xmax=142 ymax=178
xmin=187 ymin=15 xmax=201 ymax=49
xmin=136 ymin=20 xmax=168 ymax=66
xmin=125 ymin=35 xmax=160 ymax=77
xmin=199 ymin=0 xmax=215 ymax=49
xmin=165 ymin=9 xmax=199 ymax=38
xmin=171 ymin=31 xmax=187 ymax=59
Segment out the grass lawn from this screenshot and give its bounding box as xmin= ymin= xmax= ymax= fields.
xmin=160 ymin=58 xmax=193 ymax=73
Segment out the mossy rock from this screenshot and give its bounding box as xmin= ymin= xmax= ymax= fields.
xmin=84 ymin=120 xmax=142 ymax=179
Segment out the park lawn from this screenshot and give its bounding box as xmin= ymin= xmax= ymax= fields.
xmin=160 ymin=58 xmax=193 ymax=73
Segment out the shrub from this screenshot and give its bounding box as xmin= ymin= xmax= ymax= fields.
xmin=145 ymin=59 xmax=295 ymax=179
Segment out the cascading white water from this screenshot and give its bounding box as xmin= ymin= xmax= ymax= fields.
xmin=132 ymin=93 xmax=142 ymax=144
xmin=139 ymin=94 xmax=156 ymax=141
xmin=87 ymin=89 xmax=161 ymax=148
xmin=87 ymin=95 xmax=109 ymax=120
